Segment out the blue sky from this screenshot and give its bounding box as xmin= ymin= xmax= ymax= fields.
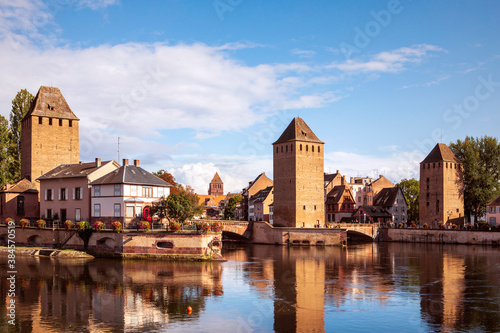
xmin=1 ymin=0 xmax=499 ymax=193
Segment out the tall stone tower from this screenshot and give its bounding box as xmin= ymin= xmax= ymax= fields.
xmin=419 ymin=143 xmax=464 ymax=226
xmin=273 ymin=117 xmax=324 ymax=228
xmin=208 ymin=172 xmax=223 ymax=196
xmin=21 ymin=86 xmax=79 ymax=185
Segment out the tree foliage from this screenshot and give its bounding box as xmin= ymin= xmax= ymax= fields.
xmin=9 ymin=89 xmax=34 ymax=181
xmin=0 ymin=115 xmax=11 ymax=186
xmin=396 ymin=178 xmax=419 ymax=223
xmin=224 ymin=194 xmax=243 ymax=220
xmin=450 ymin=136 xmax=500 ymax=221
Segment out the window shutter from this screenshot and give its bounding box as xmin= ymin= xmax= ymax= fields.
xmin=51 ymin=190 xmax=54 ymax=201
xmin=58 ymin=189 xmax=61 ymax=200
xmin=44 ymin=189 xmax=47 ymax=201
xmin=65 ymin=189 xmax=68 ymax=200
xmin=73 ymin=188 xmax=75 ymax=200
xmin=80 ymin=187 xmax=83 ymax=199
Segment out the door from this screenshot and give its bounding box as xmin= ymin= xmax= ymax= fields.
xmin=60 ymin=209 xmax=67 ymax=222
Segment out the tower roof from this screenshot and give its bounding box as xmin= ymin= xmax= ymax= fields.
xmin=23 ymin=86 xmax=79 ymax=121
xmin=273 ymin=117 xmax=323 ymax=145
xmin=211 ymin=172 xmax=223 ymax=184
xmin=421 ymin=143 xmax=460 ymax=164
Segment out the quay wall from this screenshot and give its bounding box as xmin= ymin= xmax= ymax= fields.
xmin=0 ymin=226 xmax=222 ymax=258
xmin=252 ymin=221 xmax=347 ymax=246
xmin=379 ymin=228 xmax=500 ymax=246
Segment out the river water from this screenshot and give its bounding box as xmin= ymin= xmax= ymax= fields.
xmin=1 ymin=243 xmax=499 ymax=332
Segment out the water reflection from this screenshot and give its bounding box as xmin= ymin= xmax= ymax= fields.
xmin=1 ymin=243 xmax=499 ymax=332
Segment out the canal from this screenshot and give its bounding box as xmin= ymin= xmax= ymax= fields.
xmin=1 ymin=243 xmax=499 ymax=332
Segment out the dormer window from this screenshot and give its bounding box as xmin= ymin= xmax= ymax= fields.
xmin=48 ymin=104 xmax=55 ymax=111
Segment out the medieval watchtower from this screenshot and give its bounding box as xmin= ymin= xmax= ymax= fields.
xmin=419 ymin=143 xmax=464 ymax=226
xmin=21 ymin=86 xmax=79 ymax=185
xmin=273 ymin=117 xmax=325 ymax=228
xmin=208 ymin=172 xmax=224 ymax=196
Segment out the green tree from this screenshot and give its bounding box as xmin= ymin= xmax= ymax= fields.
xmin=396 ymin=178 xmax=419 ymax=223
xmin=166 ymin=192 xmax=196 ymax=223
xmin=224 ymin=195 xmax=243 ymax=220
xmin=0 ymin=115 xmax=11 ymax=186
xmin=450 ymin=136 xmax=500 ymax=222
xmin=9 ymin=89 xmax=34 ymax=181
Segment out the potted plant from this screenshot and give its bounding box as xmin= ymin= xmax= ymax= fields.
xmin=111 ymin=221 xmax=123 ymax=233
xmin=36 ymin=219 xmax=45 ymax=229
xmin=199 ymin=222 xmax=211 ymax=233
xmin=64 ymin=220 xmax=74 ymax=230
xmin=20 ymin=218 xmax=30 ymax=229
xmin=169 ymin=221 xmax=181 ymax=231
xmin=139 ymin=221 xmax=150 ymax=231
xmin=423 ymin=223 xmax=429 ymax=229
xmin=94 ymin=221 xmax=104 ymax=231
xmin=211 ymin=222 xmax=222 ymax=232
xmin=5 ymin=217 xmax=14 ymax=225
xmin=77 ymin=221 xmax=87 ymax=230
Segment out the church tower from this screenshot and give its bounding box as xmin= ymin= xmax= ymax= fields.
xmin=208 ymin=172 xmax=224 ymax=196
xmin=21 ymin=86 xmax=79 ymax=185
xmin=273 ymin=117 xmax=324 ymax=228
xmin=419 ymin=143 xmax=464 ymax=226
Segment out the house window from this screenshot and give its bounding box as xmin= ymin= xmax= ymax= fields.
xmin=46 ymin=189 xmax=54 ymax=201
xmin=276 ymin=147 xmax=278 ymax=153
xmin=158 ymin=187 xmax=164 ymax=197
xmin=114 ymin=204 xmax=121 ymax=217
xmin=318 ymin=146 xmax=320 ymax=153
xmin=436 ymin=200 xmax=440 ymax=214
xmin=69 ymin=120 xmax=72 ymax=127
xmin=75 ymin=208 xmax=81 ymax=222
xmin=94 ymin=204 xmax=101 ymax=217
xmin=59 ymin=188 xmax=68 ymax=200
xmin=300 ymin=144 xmax=302 ymax=151
xmin=143 ymin=186 xmax=152 ymax=197
xmin=46 ymin=209 xmax=52 ymax=219
xmin=94 ymin=185 xmax=101 ymax=197
xmin=38 ymin=117 xmax=43 ymax=124
xmin=114 ymin=184 xmax=121 ymax=196
xmin=17 ymin=196 xmax=25 ymax=215
xmin=303 ymin=205 xmax=306 ymax=210
xmin=281 ymin=146 xmax=283 ymax=153
xmin=312 ymin=146 xmax=314 ymax=152
xmin=131 ymin=185 xmax=137 ymax=196
xmin=74 ymin=187 xmax=83 ymax=200
xmin=286 ymin=145 xmax=288 ymax=152
xmin=126 ymin=205 xmax=135 ymax=217
xmin=59 ymin=119 xmax=63 ymax=126
xmin=306 ymin=145 xmax=308 ymax=152
xmin=49 ymin=118 xmax=52 ymax=125
xmin=314 ymin=205 xmax=317 ymax=210
xmin=291 ymin=145 xmax=293 ymax=152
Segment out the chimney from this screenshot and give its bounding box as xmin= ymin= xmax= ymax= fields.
xmin=350 ymin=177 xmax=354 ymax=184
xmin=123 ymin=159 xmax=129 ymax=166
xmin=134 ymin=159 xmax=140 ymax=167
xmin=342 ymin=176 xmax=346 ymax=185
xmin=336 ymin=170 xmax=339 ymax=174
xmin=95 ymin=158 xmax=101 ymax=168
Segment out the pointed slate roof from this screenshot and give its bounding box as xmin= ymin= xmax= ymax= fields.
xmin=90 ymin=165 xmax=172 ymax=187
xmin=273 ymin=117 xmax=323 ymax=145
xmin=421 ymin=143 xmax=460 ymax=164
xmin=23 ymin=86 xmax=79 ymax=121
xmin=211 ymin=172 xmax=223 ymax=184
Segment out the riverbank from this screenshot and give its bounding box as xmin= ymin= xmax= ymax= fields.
xmin=0 ymin=246 xmax=94 ymax=258
xmin=379 ymin=228 xmax=500 ymax=245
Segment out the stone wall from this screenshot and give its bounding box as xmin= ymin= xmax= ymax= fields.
xmin=380 ymin=228 xmax=499 ymax=245
xmin=252 ymin=221 xmax=346 ymax=246
xmin=0 ymin=226 xmax=222 ymax=258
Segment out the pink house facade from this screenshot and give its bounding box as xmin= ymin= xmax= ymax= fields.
xmin=486 ymin=195 xmax=500 ymax=226
xmin=38 ymin=159 xmax=120 ymax=223
xmin=89 ymin=159 xmax=172 ymax=228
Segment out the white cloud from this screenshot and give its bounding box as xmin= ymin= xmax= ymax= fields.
xmin=329 ymin=44 xmax=446 ymax=73
xmin=291 ymin=48 xmax=316 ymax=58
xmin=401 ymin=75 xmax=451 ymax=89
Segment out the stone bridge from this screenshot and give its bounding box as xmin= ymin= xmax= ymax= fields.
xmin=330 ymin=223 xmax=380 ymax=241
xmin=217 ymin=221 xmax=252 ymax=241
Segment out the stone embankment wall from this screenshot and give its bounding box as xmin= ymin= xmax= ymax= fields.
xmin=253 ymin=221 xmax=347 ymax=246
xmin=379 ymin=228 xmax=499 ymax=245
xmin=0 ymin=227 xmax=222 ymax=259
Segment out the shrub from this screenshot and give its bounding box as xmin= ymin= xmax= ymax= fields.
xmin=111 ymin=221 xmax=123 ymax=233
xmin=139 ymin=221 xmax=150 ymax=231
xmin=94 ymin=221 xmax=104 ymax=231
xmin=64 ymin=220 xmax=74 ymax=230
xmin=20 ymin=218 xmax=30 ymax=229
xmin=36 ymin=219 xmax=45 ymax=229
xmin=169 ymin=222 xmax=181 ymax=231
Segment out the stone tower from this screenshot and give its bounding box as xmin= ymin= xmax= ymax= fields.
xmin=21 ymin=86 xmax=79 ymax=185
xmin=273 ymin=117 xmax=324 ymax=228
xmin=419 ymin=143 xmax=464 ymax=226
xmin=208 ymin=172 xmax=223 ymax=196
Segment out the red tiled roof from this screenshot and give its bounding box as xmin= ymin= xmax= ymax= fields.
xmin=273 ymin=117 xmax=323 ymax=145
xmin=211 ymin=172 xmax=223 ymax=184
xmin=421 ymin=143 xmax=461 ymax=164
xmin=0 ymin=179 xmax=38 ymax=193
